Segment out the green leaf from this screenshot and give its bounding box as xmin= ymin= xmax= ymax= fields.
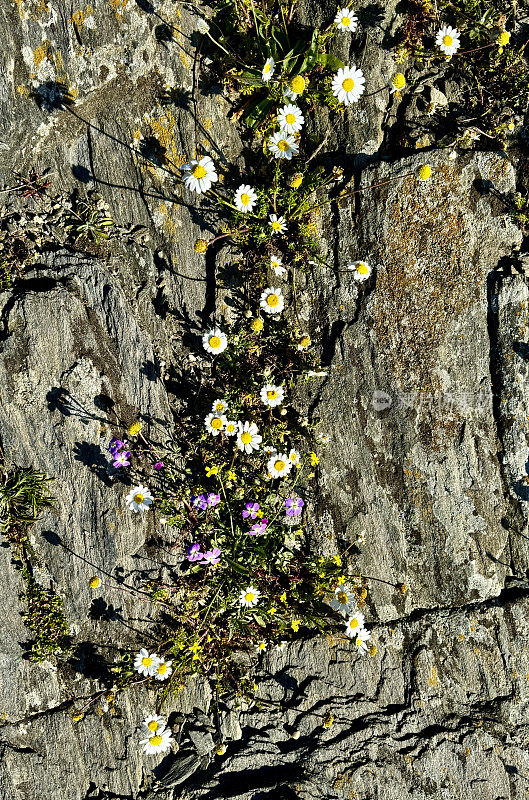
xmin=245 ymin=96 xmax=275 ymax=129
xmin=253 ymin=614 xmax=267 ymax=627
xmin=316 ymin=53 xmax=345 ymax=71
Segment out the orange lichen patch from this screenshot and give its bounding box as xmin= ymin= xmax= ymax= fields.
xmin=202 ymin=118 xmax=213 ymax=131
xmin=33 ymin=40 xmax=52 ymax=67
xmin=71 ymin=10 xmax=85 ymax=28
xmin=180 ymin=51 xmax=191 ymax=69
xmin=16 ymin=84 xmax=30 ymax=97
xmin=109 ymin=0 xmax=130 ymax=21
xmin=16 ymin=0 xmax=51 ymax=19
xmin=372 ymin=164 xmax=483 ymax=393
xmin=142 ymin=108 xmax=187 ymax=176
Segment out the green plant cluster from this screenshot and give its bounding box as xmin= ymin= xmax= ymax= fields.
xmin=0 ymin=462 xmax=71 ymax=662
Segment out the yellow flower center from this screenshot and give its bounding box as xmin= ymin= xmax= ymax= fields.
xmin=148 ymin=720 xmax=159 ymax=731
xmin=251 ymin=318 xmax=264 ymax=332
xmin=150 ymin=735 xmax=163 ymax=746
xmin=266 ymin=293 xmax=280 ymax=307
xmin=192 ymin=164 xmax=207 ymax=179
xmin=337 ymin=592 xmax=348 ymax=604
xmin=227 ymin=424 xmax=235 ymax=432
xmin=349 ymin=618 xmax=359 ymax=629
xmin=356 ymin=263 xmax=369 ymax=275
xmin=258 ymin=643 xmax=266 ymax=650
xmin=271 ymin=221 xmax=281 ymax=231
xmin=158 ymin=663 xmax=167 ymax=674
xmin=209 ymin=335 xmax=221 ymax=348
xmin=134 ymin=493 xmax=144 ymax=504
xmin=498 ymin=31 xmax=510 ymax=46
xmin=355 ymin=637 xmax=362 ymax=647
xmin=300 ymin=335 xmax=310 ymax=347
xmin=442 ymin=34 xmax=453 ymax=46
xmin=290 ymin=75 xmax=306 ymax=94
xmin=417 ymin=165 xmax=432 ymax=180
xmin=142 ymin=656 xmax=152 ymax=667
xmin=277 ymin=139 xmax=290 ymax=152
xmin=264 ymin=63 xmax=271 ymax=73
xmin=274 ymin=459 xmax=286 ymax=472
xmin=285 ymin=113 xmax=296 ymax=125
xmin=215 ymin=403 xmax=224 ymax=411
xmin=245 ymin=591 xmax=254 ymax=602
xmin=342 ymin=15 xmax=350 ymax=26
xmin=89 ymin=577 xmax=100 ymax=589
xmin=267 ymin=390 xmax=278 ymax=399
xmin=342 ymin=78 xmax=355 ymax=92
xmin=211 ymin=417 xmax=223 ymax=429
xmin=241 ymin=192 xmax=250 ymax=205
xmin=392 ymin=73 xmax=405 ymax=89
xmin=241 ymin=432 xmax=252 ymax=444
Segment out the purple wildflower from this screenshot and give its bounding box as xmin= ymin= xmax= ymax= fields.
xmin=108 ymin=438 xmax=124 ymax=456
xmin=202 ymin=547 xmax=221 ymax=565
xmin=191 ymin=494 xmax=208 ymax=511
xmin=113 ymin=450 xmax=131 ymax=468
xmin=242 ymin=502 xmax=260 ymax=519
xmin=207 ymin=493 xmax=221 ymax=508
xmin=249 ymin=518 xmax=268 ymax=536
xmin=153 ymin=461 xmax=164 ymax=470
xmin=285 ymin=497 xmax=304 ymax=517
xmin=187 ymin=543 xmax=203 ymax=562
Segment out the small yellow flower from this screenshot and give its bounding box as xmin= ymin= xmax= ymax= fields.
xmin=128 ymin=421 xmax=142 ymax=436
xmin=397 ymin=582 xmax=408 ymax=595
xmin=251 ymin=317 xmax=264 ymax=332
xmin=310 ymin=453 xmax=319 ymax=466
xmin=337 ymin=575 xmax=345 ymax=585
xmin=268 ymin=607 xmax=277 ymax=615
xmin=194 ymin=238 xmax=209 ymax=253
xmin=332 ymin=555 xmax=341 ymax=566
xmin=497 ymin=31 xmax=510 ymax=46
xmin=291 ymin=619 xmax=301 ymax=632
xmin=104 ymin=692 xmax=115 ymax=702
xmin=368 ymin=644 xmax=377 ymax=657
xmin=323 ymin=712 xmax=334 ymax=729
xmin=290 ymin=75 xmax=307 ymax=95
xmin=289 ymin=173 xmax=303 ymax=189
xmin=279 ymin=592 xmax=287 ymax=603
xmin=391 ymin=72 xmax=406 ymax=91
xmin=89 ymin=576 xmax=100 ymax=589
xmin=72 ymin=713 xmax=84 ymax=722
xmin=416 ymin=164 xmax=432 ymax=181
xmin=205 ymin=465 xmax=219 ymax=477
xmin=215 ymin=744 xmax=227 ymax=756
xmin=298 ymin=334 xmax=311 ymax=350
xmin=226 ymin=470 xmax=236 ymax=481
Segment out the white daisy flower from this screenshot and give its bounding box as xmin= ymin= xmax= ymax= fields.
xmin=270 ymin=254 xmax=287 ymax=277
xmin=268 ymin=214 xmax=286 ymax=234
xmin=297 ymin=334 xmax=311 ymax=350
xmin=225 ymin=420 xmax=238 ymax=437
xmin=318 ymin=432 xmax=330 ymax=444
xmin=263 ymin=445 xmax=277 ymax=457
xmin=202 ymin=327 xmax=228 ymax=354
xmin=134 ymin=648 xmax=160 ymax=676
xmin=140 ymin=727 xmax=174 ymax=755
xmin=353 ymin=628 xmax=372 ymax=654
xmin=205 ymin=412 xmax=227 ymax=436
xmin=331 ymin=65 xmax=365 ymax=105
xmin=276 ymin=640 xmax=287 ymax=652
xmin=267 ymin=453 xmax=292 ymax=479
xmin=234 ymin=184 xmax=257 ymax=213
xmin=288 ymin=449 xmax=300 ymax=466
xmin=141 ymin=714 xmax=167 ymax=735
xmin=347 ymin=260 xmax=372 ymax=281
xmin=345 ymin=612 xmax=366 ymax=638
xmin=435 ymin=25 xmax=460 ymax=56
xmin=181 ymin=156 xmax=218 ymax=194
xmin=334 ymin=8 xmax=358 ymax=32
xmin=237 ymin=421 xmax=262 ymax=454
xmin=239 ymin=586 xmax=260 ymax=607
xmin=277 ymin=104 xmax=305 ymax=134
xmin=262 ymin=57 xmax=275 ymax=82
xmin=269 ymin=131 xmax=299 ymax=160
xmin=283 ymin=86 xmax=298 ymax=101
xmin=154 ymin=658 xmax=173 ymax=681
xmin=260 ymin=384 xmax=285 ymax=408
xmin=255 ymin=640 xmax=268 ymax=653
xmin=212 ymin=399 xmax=228 ymax=414
xmin=126 ymin=485 xmax=153 ymax=513
xmin=260 ymin=286 xmax=285 ymax=314
xmin=329 ymin=584 xmax=357 ymax=616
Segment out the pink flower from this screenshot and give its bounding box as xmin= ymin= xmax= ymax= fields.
xmin=249 ymin=518 xmax=268 ymax=536
xmin=154 ymin=461 xmax=164 ymax=470
xmin=202 ymin=547 xmax=221 ymax=565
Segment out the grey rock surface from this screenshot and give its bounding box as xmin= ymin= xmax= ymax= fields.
xmin=0 ymin=1 xmax=528 ymax=799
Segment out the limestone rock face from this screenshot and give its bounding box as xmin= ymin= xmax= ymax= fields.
xmin=0 ymin=1 xmax=528 ymax=799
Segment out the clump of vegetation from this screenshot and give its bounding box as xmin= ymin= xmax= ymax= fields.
xmin=65 ymin=198 xmax=114 ymax=244
xmin=0 ymin=460 xmax=71 ymax=662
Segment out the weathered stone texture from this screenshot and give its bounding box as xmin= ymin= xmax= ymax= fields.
xmin=0 ymin=1 xmax=528 ymax=799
